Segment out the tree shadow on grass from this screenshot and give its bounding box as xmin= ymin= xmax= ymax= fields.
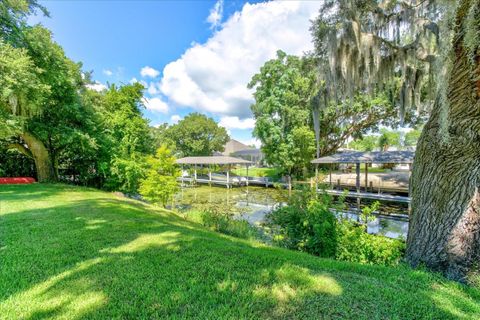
xmin=0 ymin=189 xmax=479 ymax=319
xmin=0 ymin=184 xmax=76 ymax=203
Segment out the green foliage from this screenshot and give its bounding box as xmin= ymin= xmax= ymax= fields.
xmin=200 ymin=208 xmax=257 ymax=240
xmin=348 ymin=135 xmax=378 ymax=151
xmin=139 ymin=145 xmax=179 ymax=206
xmin=149 ymin=123 xmax=176 ymax=152
xmin=316 ymin=92 xmax=402 ymax=154
xmin=378 ymin=129 xmax=401 ymax=151
xmin=165 ymin=113 xmax=229 ymax=156
xmin=288 ymin=126 xmax=316 ymax=178
xmin=1 ymin=3 xmax=156 ymax=189
xmin=109 ymin=154 xmax=147 ymax=194
xmin=0 ymin=41 xmax=48 ymax=127
xmin=266 ymin=189 xmax=338 ymax=258
xmin=267 ymin=190 xmax=404 ymax=266
xmin=0 ymin=145 xmax=34 ymax=177
xmin=0 ymin=5 xmax=99 ymax=182
xmin=97 ymin=83 xmax=153 ymax=193
xmin=249 ymin=50 xmax=409 ymax=178
xmin=310 ymin=0 xmax=440 ymax=122
xmin=0 ymin=0 xmax=48 ymax=45
xmin=404 ymin=127 xmax=422 ymax=147
xmin=249 ymin=51 xmax=316 ymax=177
xmin=349 ymin=126 xmax=422 ymax=152
xmin=101 ymin=83 xmax=151 ymax=152
xmin=360 ymin=201 xmax=380 ymax=226
xmin=336 ymin=220 xmax=406 ymax=266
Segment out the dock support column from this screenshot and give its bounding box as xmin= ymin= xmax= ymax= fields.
xmin=365 ymin=163 xmax=369 ymax=192
xmin=208 ymin=165 xmax=212 ymax=186
xmin=227 ymin=165 xmax=230 ymax=188
xmin=356 ymin=162 xmax=361 ymax=215
xmin=246 ymin=165 xmax=249 ymax=187
xmin=181 ymin=164 xmax=184 ymax=187
xmin=194 ymin=164 xmax=197 ymax=184
xmin=329 ymin=164 xmax=332 ymax=188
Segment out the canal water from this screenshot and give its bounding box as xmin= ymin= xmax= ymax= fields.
xmin=174 ymin=185 xmax=408 ymax=239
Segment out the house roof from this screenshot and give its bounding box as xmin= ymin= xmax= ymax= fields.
xmin=176 ymin=156 xmax=252 ymax=165
xmin=232 ymin=149 xmax=262 ymax=156
xmin=221 ymin=139 xmax=254 ymax=156
xmin=311 ymin=151 xmax=414 ymax=164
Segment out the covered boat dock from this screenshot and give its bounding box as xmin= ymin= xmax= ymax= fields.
xmin=176 ymin=156 xmax=254 ymax=188
xmin=311 ymin=151 xmax=414 ymax=204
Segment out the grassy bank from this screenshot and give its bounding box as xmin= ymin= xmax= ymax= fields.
xmin=1 ymin=184 xmax=479 ymax=319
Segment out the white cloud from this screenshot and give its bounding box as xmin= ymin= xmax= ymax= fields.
xmin=86 ymin=81 xmax=107 ymax=92
xmin=143 ymin=97 xmax=169 ymax=113
xmin=147 ymin=82 xmax=160 ymax=95
xmin=103 ymin=69 xmax=113 ymax=76
xmin=170 ymin=114 xmax=182 ymax=124
xmin=219 ymin=116 xmax=255 ymax=130
xmin=160 ymin=1 xmax=321 ymax=119
xmin=141 ymin=66 xmax=160 ymax=78
xmin=207 ymin=0 xmax=224 ymax=29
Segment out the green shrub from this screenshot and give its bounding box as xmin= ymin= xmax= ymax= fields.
xmin=200 ymin=208 xmax=257 ymax=240
xmin=336 ymin=219 xmax=405 ymax=266
xmin=266 ymin=188 xmax=405 ymax=266
xmin=266 ymin=188 xmax=338 ymax=258
xmin=139 ymin=145 xmax=179 ymax=207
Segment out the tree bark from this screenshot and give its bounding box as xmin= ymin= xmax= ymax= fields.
xmin=20 ymin=132 xmax=57 ymax=182
xmin=406 ymin=0 xmax=480 ymax=282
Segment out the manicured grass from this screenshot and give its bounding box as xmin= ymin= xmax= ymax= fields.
xmin=328 ymin=168 xmax=390 ymax=174
xmin=1 ymin=184 xmax=479 ymax=319
xmin=233 ymin=167 xmax=282 ymax=180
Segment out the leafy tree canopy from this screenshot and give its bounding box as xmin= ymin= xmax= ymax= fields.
xmin=165 ymin=113 xmax=229 ymax=157
xmin=310 ymin=0 xmax=442 ymax=122
xmin=0 ymin=0 xmax=48 ymax=45
xmin=378 ymin=129 xmax=401 ymax=151
xmin=248 ymin=50 xmax=416 ymax=177
xmin=139 ymin=145 xmax=180 ymax=207
xmin=248 ymin=50 xmax=315 ymax=177
xmin=348 ymin=135 xmax=378 ymax=152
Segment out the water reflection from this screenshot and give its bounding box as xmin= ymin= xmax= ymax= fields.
xmin=174 ymin=186 xmax=408 ymax=239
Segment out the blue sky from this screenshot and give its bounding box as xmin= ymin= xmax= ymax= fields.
xmin=30 ymin=1 xmax=322 ymax=146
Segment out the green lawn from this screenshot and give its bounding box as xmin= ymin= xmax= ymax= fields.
xmin=1 ymin=184 xmax=479 ymax=319
xmin=233 ymin=167 xmax=282 ymax=180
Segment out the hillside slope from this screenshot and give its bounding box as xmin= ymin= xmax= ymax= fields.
xmin=0 ymin=184 xmax=479 ymax=319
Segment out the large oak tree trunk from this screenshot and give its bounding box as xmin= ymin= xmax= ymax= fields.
xmin=406 ymin=0 xmax=480 ymax=282
xmin=21 ymin=132 xmax=56 ymax=182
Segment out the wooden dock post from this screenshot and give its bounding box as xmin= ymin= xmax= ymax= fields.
xmin=226 ymin=165 xmax=230 ymax=188
xmin=329 ymin=164 xmax=333 ymax=188
xmin=181 ymin=164 xmax=184 ymax=188
xmin=208 ymin=165 xmax=212 ymax=186
xmin=364 ymin=163 xmax=368 ymax=192
xmin=356 ymin=162 xmax=361 ymax=216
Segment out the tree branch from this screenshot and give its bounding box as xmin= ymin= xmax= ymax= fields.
xmin=7 ymin=142 xmax=33 ymax=159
